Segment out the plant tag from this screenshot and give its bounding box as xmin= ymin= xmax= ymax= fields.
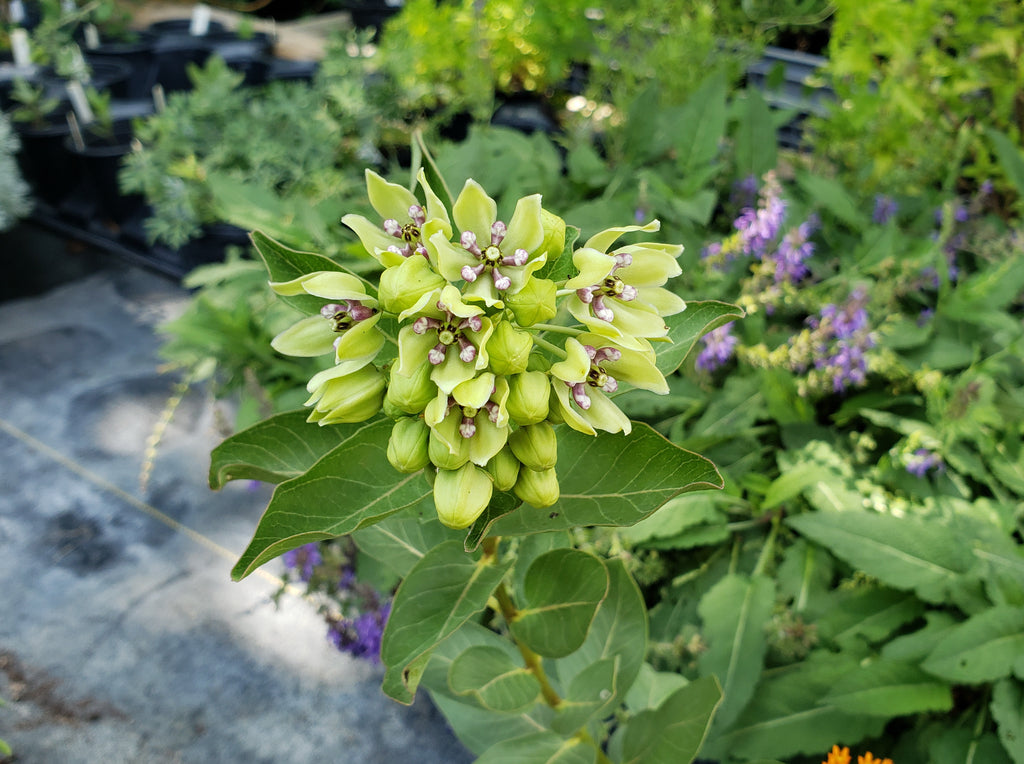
xmin=11 ymin=28 xmax=31 ymax=67
xmin=62 ymin=0 xmax=76 ymax=12
xmin=190 ymin=4 xmax=212 ymax=36
xmin=69 ymin=45 xmax=90 ymax=81
xmin=66 ymin=80 xmax=95 ymax=125
xmin=84 ymin=23 xmax=100 ymax=49
xmin=9 ymin=1 xmax=25 ymax=24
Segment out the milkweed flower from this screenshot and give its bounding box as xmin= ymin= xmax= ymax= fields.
xmin=341 ymin=169 xmax=451 ymax=267
xmin=429 ymin=179 xmax=548 ymax=306
xmin=564 ymin=220 xmax=686 ymax=349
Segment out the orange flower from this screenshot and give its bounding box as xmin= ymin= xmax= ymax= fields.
xmin=824 ymin=745 xmax=851 ymax=764
xmin=858 ymin=754 xmax=893 ymax=764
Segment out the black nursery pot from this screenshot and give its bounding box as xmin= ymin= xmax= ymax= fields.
xmin=63 ymin=121 xmax=145 ymax=225
xmin=147 ymin=18 xmax=228 ymax=36
xmin=201 ymin=33 xmax=275 ymax=87
xmin=15 ymin=117 xmax=80 ymax=207
xmin=149 ymin=33 xmax=213 ymax=92
xmin=84 ymin=58 xmax=135 ymax=99
xmin=85 ymin=32 xmax=158 ymax=100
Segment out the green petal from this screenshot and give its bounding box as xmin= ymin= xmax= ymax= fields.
xmin=501 ymin=194 xmax=544 ymax=254
xmin=617 ymin=244 xmax=683 ymax=286
xmin=271 ymin=316 xmax=336 ymax=357
xmin=417 ymin=168 xmax=452 ymax=238
xmin=366 ymin=168 xmax=419 ymax=221
xmin=583 ymin=388 xmax=632 ymax=434
xmin=431 ymin=351 xmax=479 ymax=394
xmin=452 ymin=372 xmax=496 ymax=408
xmin=453 ymin=179 xmax=497 ymax=245
xmin=424 ymin=388 xmax=450 ymax=428
xmin=396 ymin=325 xmax=435 ymax=377
xmin=549 ymin=338 xmax=592 ymax=384
xmin=565 ymin=248 xmax=616 ymax=289
xmin=551 ymin=381 xmax=596 ymax=436
xmin=468 ymin=417 xmax=509 ymax=466
xmin=637 ymin=286 xmax=687 ymax=316
xmin=430 ymin=231 xmax=479 ymax=283
xmin=439 ymin=284 xmax=486 ymax=319
xmin=297 ymin=272 xmax=375 ymax=302
xmin=579 ymin=333 xmax=667 ymax=394
xmin=334 ymin=315 xmax=386 ymax=366
xmin=341 ymin=213 xmax=404 ymax=265
xmin=584 ymin=220 xmax=661 ymax=254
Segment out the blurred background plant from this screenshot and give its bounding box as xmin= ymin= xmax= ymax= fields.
xmin=0 ymin=111 xmax=31 ymax=230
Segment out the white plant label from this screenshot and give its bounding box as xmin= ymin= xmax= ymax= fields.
xmin=11 ymin=28 xmax=31 ymax=68
xmin=84 ymin=23 xmax=101 ymax=50
xmin=9 ymin=0 xmax=25 ymax=24
xmin=190 ymin=4 xmax=212 ymax=36
xmin=66 ymin=80 xmax=95 ymax=125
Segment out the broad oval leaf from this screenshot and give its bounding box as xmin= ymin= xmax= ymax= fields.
xmin=922 ymin=606 xmax=1024 ymax=684
xmin=230 ymin=418 xmax=433 ymax=580
xmin=550 ymin=657 xmax=618 ymax=735
xmin=251 ymin=230 xmax=362 ymax=314
xmin=697 ymin=573 xmax=775 ymax=731
xmin=352 ymin=511 xmax=457 ymax=580
xmin=209 ymin=409 xmax=359 ymax=488
xmin=787 ymin=510 xmax=975 ymax=604
xmin=822 ymin=659 xmax=953 ymax=716
xmin=382 ymin=540 xmax=512 ymax=704
xmin=487 ymin=423 xmax=722 ymax=537
xmin=510 ymin=549 xmax=609 ymax=658
xmin=475 ymin=732 xmax=596 ymax=764
xmin=448 ymin=646 xmax=541 ymax=713
xmin=656 ymin=300 xmax=745 ymax=376
xmin=620 ymin=675 xmax=723 ymax=764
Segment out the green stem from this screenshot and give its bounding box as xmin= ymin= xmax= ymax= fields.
xmin=533 ymin=335 xmax=568 ymax=359
xmin=752 ymin=512 xmax=781 ymax=577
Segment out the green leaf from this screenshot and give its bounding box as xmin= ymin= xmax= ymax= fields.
xmin=988 ymin=128 xmax=1024 ymax=196
xmin=536 ymin=224 xmax=581 ymax=283
xmin=733 ymin=88 xmax=776 ymax=180
xmin=448 ymin=646 xmax=541 ymax=713
xmin=815 ymin=587 xmax=925 ymax=648
xmin=464 ymin=491 xmax=522 ymax=553
xmin=230 ymin=419 xmax=433 ymax=580
xmin=674 ymin=71 xmax=728 ymax=174
xmin=618 ymin=494 xmax=723 ymax=547
xmin=382 ymin=540 xmax=512 ymax=704
xmin=794 ymin=171 xmax=869 ymax=230
xmin=821 ymin=659 xmax=953 ymax=716
xmin=554 ymin=560 xmax=648 ymax=710
xmin=209 ymin=409 xmax=358 ymax=488
xmin=881 ymin=612 xmax=959 ymax=663
xmin=487 ymin=424 xmax=722 ymax=537
xmin=475 ymin=732 xmax=596 ymax=764
xmin=705 ymin=651 xmax=887 ymax=760
xmin=698 ymin=573 xmax=776 ymax=730
xmin=251 ymin=230 xmax=358 ymax=314
xmin=510 ymin=549 xmax=609 ymax=658
xmin=352 ymin=511 xmax=458 ymax=581
xmin=511 ymin=532 xmax=574 ymax=607
xmin=991 ymin=678 xmax=1024 ymax=764
xmin=787 ymin=510 xmax=974 ymax=604
xmin=762 ymin=464 xmax=836 ymax=510
xmin=620 ymin=676 xmax=723 ymax=764
xmin=413 ymin=129 xmax=454 ymax=210
xmin=624 ymin=663 xmax=689 ymax=713
xmin=550 ymin=657 xmax=619 ymax=735
xmin=922 ymin=606 xmax=1024 ymax=684
xmin=656 ymin=301 xmax=745 ymax=376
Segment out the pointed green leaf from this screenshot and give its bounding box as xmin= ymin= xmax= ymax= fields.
xmin=787 ymin=510 xmax=974 ymax=604
xmin=550 ymin=657 xmax=619 ymax=735
xmin=988 ymin=128 xmax=1024 ymax=196
xmin=382 ymin=540 xmax=512 ymax=704
xmin=464 ymin=491 xmax=522 ymax=552
xmin=991 ymin=678 xmax=1024 ymax=764
xmin=209 ymin=409 xmax=360 ymax=488
xmin=822 ymin=659 xmax=953 ymax=716
xmin=815 ymin=586 xmax=925 ymax=648
xmin=476 ymin=732 xmax=596 ymax=764
xmin=352 ymin=511 xmax=457 ymax=580
xmin=762 ymin=464 xmax=836 ymax=510
xmin=230 ymin=419 xmax=432 ymax=580
xmin=510 ymin=549 xmax=609 ymax=658
xmin=624 ymin=663 xmax=689 ymax=713
xmin=656 ymin=301 xmax=745 ymax=376
xmin=487 ymin=424 xmax=722 ymax=537
xmin=430 ymin=692 xmax=552 ymax=756
xmin=794 ymin=171 xmax=868 ymax=230
xmin=733 ymin=88 xmax=776 ymax=180
xmin=705 ymin=651 xmax=887 ymax=760
xmin=554 ymin=560 xmax=648 ymax=712
xmin=674 ymin=72 xmax=728 ymax=174
xmin=620 ymin=676 xmax=722 ymax=764
xmin=922 ymin=606 xmax=1024 ymax=684
xmin=448 ymin=646 xmax=541 ymax=713
xmin=698 ymin=573 xmax=775 ymax=730
xmin=536 ymin=224 xmax=581 ymax=282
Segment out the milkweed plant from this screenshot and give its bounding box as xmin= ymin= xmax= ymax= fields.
xmin=210 ymin=156 xmax=743 ymax=763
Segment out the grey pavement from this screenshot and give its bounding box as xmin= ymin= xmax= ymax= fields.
xmin=0 ymin=224 xmax=473 ymax=764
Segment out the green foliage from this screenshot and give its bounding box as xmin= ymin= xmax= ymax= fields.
xmin=0 ymin=112 xmax=31 ymax=231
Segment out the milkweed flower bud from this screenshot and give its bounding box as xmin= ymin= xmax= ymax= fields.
xmin=513 ymin=466 xmax=560 ymax=508
xmin=487 ymin=321 xmax=533 ymax=375
xmin=379 ymin=254 xmax=446 ymax=317
xmin=304 ymin=364 xmax=386 ymax=425
xmin=434 ymin=463 xmax=493 ymax=529
xmin=508 ymin=422 xmax=558 ymax=471
xmin=387 ymin=417 xmax=430 ymax=473
xmin=487 ymin=445 xmax=521 ymax=492
xmin=506 ymin=371 xmax=550 ymax=425
xmin=385 ymin=361 xmax=437 ymax=415
xmin=504 ymin=277 xmax=557 ymax=327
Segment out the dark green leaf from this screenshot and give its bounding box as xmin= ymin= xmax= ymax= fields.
xmin=209 ymin=409 xmax=358 ymax=488
xmin=487 ymin=424 xmax=722 ymax=537
xmin=510 ymin=549 xmax=609 ymax=658
xmin=535 ymin=224 xmax=581 ymax=282
xmin=230 ymin=419 xmax=432 ymax=580
xmin=251 ymin=230 xmax=361 ymax=314
xmin=922 ymin=606 xmax=1024 ymax=684
xmin=352 ymin=511 xmax=457 ymax=580
xmin=656 ymin=301 xmax=745 ymax=376
xmin=794 ymin=171 xmax=869 ymax=230
xmin=382 ymin=540 xmax=512 ymax=704
xmin=822 ymin=659 xmax=953 ymax=716
xmin=620 ymin=676 xmax=722 ymax=764
xmin=733 ymin=88 xmax=776 ymax=180
xmin=991 ymin=678 xmax=1024 ymax=764
xmin=674 ymin=72 xmax=728 ymax=174
xmin=550 ymin=657 xmax=619 ymax=735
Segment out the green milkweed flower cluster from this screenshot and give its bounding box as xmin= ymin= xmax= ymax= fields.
xmin=270 ymin=170 xmax=686 ymax=530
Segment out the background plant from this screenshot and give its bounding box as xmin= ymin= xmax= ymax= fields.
xmin=0 ymin=111 xmax=31 ymax=230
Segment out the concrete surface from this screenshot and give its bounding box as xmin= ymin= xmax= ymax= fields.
xmin=0 ymin=223 xmax=472 ymax=763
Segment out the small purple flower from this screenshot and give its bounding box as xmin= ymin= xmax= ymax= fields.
xmin=731 ymin=174 xmax=759 ymax=208
xmin=773 ymin=216 xmax=818 ymax=284
xmin=916 ymin=308 xmax=935 ymax=327
xmin=979 ymin=179 xmax=994 ymax=197
xmin=872 ymin=194 xmax=898 ymax=225
xmin=282 ymin=543 xmax=322 ymax=583
xmin=906 ymin=448 xmax=944 ymax=478
xmin=328 ymin=601 xmax=391 ymax=664
xmin=806 ymin=288 xmax=875 ymax=394
xmin=696 ymin=323 xmax=739 ymax=372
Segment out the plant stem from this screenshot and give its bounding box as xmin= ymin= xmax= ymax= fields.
xmin=493 ymin=581 xmax=563 ymax=707
xmin=532 ymin=323 xmax=585 ymax=336
xmin=533 ymin=335 xmax=568 ymax=359
xmin=752 ymin=511 xmax=781 ymax=577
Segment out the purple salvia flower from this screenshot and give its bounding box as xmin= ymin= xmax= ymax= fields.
xmin=282 ymin=542 xmax=323 ymax=583
xmin=773 ymin=217 xmax=818 ymax=284
xmin=872 ymin=194 xmax=898 ymax=224
xmin=696 ymin=323 xmax=739 ymax=372
xmin=328 ymin=601 xmax=391 ymax=664
xmin=906 ymin=448 xmax=944 ymax=478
